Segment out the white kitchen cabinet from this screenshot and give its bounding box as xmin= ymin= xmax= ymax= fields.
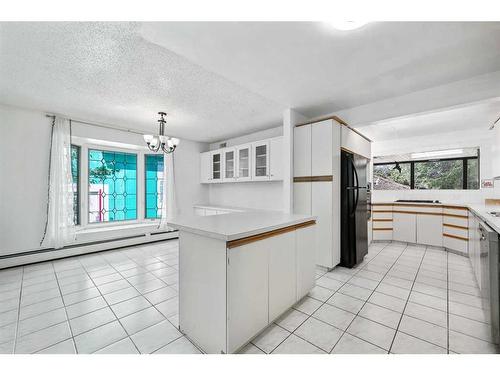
xmin=393 ymin=213 xmax=416 ymax=243
xmin=341 ymin=126 xmax=371 ymax=159
xmin=268 ymin=232 xmax=296 ymax=322
xmin=269 ymin=137 xmax=283 ymax=181
xmin=312 ymin=181 xmax=334 ymax=268
xmin=293 ymin=182 xmax=311 ymax=215
xmin=311 ymin=120 xmax=333 ymax=176
xmin=223 ymin=147 xmax=237 ymax=182
xmin=252 ymin=140 xmax=270 ymax=180
xmin=236 ymin=145 xmax=251 ymax=181
xmin=227 ymin=240 xmax=269 ymax=353
xmin=295 ymin=224 xmax=316 ymax=300
xmin=293 ymin=124 xmax=311 ymax=177
xmin=417 ymin=214 xmax=443 ymax=247
xmin=211 ymin=150 xmax=223 ymax=183
xmin=200 ymin=152 xmax=211 ymax=184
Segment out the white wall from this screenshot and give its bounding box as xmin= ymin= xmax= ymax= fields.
xmin=371 ymin=128 xmax=500 ymax=203
xmin=207 ymin=125 xmax=285 ymax=211
xmin=0 ymin=103 xmax=209 ymax=256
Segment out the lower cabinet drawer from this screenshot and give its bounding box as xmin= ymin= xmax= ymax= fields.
xmin=443 ymin=234 xmax=468 ymax=254
xmin=373 ymin=229 xmax=393 ymax=241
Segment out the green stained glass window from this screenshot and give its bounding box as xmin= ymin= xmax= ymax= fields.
xmin=88 ymin=149 xmax=137 ymax=223
xmin=145 ymin=154 xmax=164 ymax=219
xmin=71 ymin=145 xmax=80 ymax=225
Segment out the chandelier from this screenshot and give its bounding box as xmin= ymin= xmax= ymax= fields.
xmin=143 ymin=112 xmax=180 ymax=154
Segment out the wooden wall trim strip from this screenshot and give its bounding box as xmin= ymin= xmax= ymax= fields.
xmin=372 ymin=210 xmax=393 ymax=213
xmin=373 ymin=219 xmax=393 ymax=222
xmin=227 ymin=220 xmax=316 ymax=249
xmin=442 ymin=205 xmax=468 ymax=210
xmin=392 ymin=203 xmax=443 ymax=208
xmin=392 ymin=210 xmax=442 ymax=216
xmin=443 ymin=233 xmax=468 ymax=242
xmin=293 ymin=175 xmax=333 ymax=182
xmin=443 ymin=213 xmax=468 ymax=219
xmin=443 ymin=223 xmax=468 ymax=230
xmin=373 ymin=228 xmax=393 ymax=231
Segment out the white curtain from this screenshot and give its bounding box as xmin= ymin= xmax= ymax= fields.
xmin=41 ymin=117 xmax=76 ymax=249
xmin=159 ymin=151 xmax=178 ymax=229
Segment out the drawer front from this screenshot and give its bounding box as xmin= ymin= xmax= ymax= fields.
xmin=443 ymin=215 xmax=468 ymax=227
xmin=372 ymin=211 xmax=393 ymax=220
xmin=372 ymin=220 xmax=393 ymax=229
xmin=392 ymin=204 xmax=442 ymax=214
xmin=443 ymin=235 xmax=468 ymax=254
xmin=373 ymin=229 xmax=393 ymax=241
xmin=443 ymin=225 xmax=468 ymax=239
xmin=372 ymin=204 xmax=393 ymax=211
xmin=443 ymin=206 xmax=469 ymax=216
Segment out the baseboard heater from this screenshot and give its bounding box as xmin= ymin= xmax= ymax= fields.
xmin=0 ymin=230 xmax=178 ymax=269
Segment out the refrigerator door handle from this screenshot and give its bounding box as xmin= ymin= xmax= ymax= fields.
xmin=350 ymin=158 xmax=360 ymax=216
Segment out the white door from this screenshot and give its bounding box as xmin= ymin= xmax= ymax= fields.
xmin=223 ymin=148 xmax=237 ymax=182
xmin=293 ymin=125 xmax=311 ymax=177
xmin=227 ymin=242 xmax=269 ymax=353
xmin=393 ymin=213 xmax=416 ymax=243
xmin=293 ymin=182 xmax=311 ymax=215
xmin=311 ymin=120 xmax=333 ymax=176
xmin=269 ymin=137 xmax=283 ymax=181
xmin=268 ymin=232 xmax=296 ymax=322
xmin=416 ymin=214 xmax=443 ymax=247
xmin=252 ymin=140 xmax=270 ymax=180
xmin=236 ymin=145 xmax=251 ymax=182
xmin=296 ymin=225 xmax=316 ymax=300
xmin=200 ymin=152 xmax=211 ymax=183
xmin=312 ymin=181 xmax=334 ymax=268
xmin=211 ymin=151 xmax=223 ymax=183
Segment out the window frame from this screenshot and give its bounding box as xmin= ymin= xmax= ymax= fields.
xmin=144 ymin=153 xmax=165 ymax=220
xmin=70 ymin=139 xmax=165 ymax=229
xmin=373 ymin=155 xmax=480 ymax=190
xmin=71 ymin=144 xmax=81 ymax=225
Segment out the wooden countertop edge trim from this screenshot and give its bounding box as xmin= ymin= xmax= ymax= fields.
xmin=373 ymin=210 xmax=468 ymax=219
xmin=293 ymin=175 xmax=333 ymax=182
xmin=372 ymin=228 xmax=393 ymax=231
xmin=443 ymin=233 xmax=469 ymax=242
xmin=372 ymin=219 xmax=393 ymax=222
xmin=294 ymin=115 xmax=372 ymax=143
xmin=372 ymin=203 xmax=469 ymax=210
xmin=226 ymin=220 xmax=316 ymax=249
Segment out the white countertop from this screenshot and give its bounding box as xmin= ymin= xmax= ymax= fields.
xmin=373 ymin=200 xmax=500 ymax=234
xmin=168 ymin=210 xmax=316 ymax=242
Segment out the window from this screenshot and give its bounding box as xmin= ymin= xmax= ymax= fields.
xmin=373 ymin=149 xmax=479 ymax=190
xmin=88 ymin=149 xmax=137 ymax=223
xmin=71 ymin=145 xmax=80 ymax=225
xmin=145 ymin=154 xmax=164 ymax=219
xmin=373 ymin=163 xmax=411 ymax=190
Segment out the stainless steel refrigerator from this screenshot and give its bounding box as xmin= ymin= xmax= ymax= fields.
xmin=340 ymin=150 xmax=370 ymax=268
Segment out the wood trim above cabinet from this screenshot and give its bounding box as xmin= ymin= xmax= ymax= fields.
xmin=293 ymin=176 xmax=333 ymax=182
xmin=443 ymin=233 xmax=469 ymax=242
xmin=373 ymin=219 xmax=393 ymax=222
xmin=226 ymin=220 xmax=316 ymax=249
xmin=294 ymin=115 xmax=372 ymax=142
xmin=373 ymin=228 xmax=393 ymax=231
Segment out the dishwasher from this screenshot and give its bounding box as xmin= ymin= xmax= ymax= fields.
xmin=479 ymin=221 xmax=499 ymax=344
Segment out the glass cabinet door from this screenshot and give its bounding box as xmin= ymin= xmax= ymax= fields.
xmin=253 ymin=141 xmax=269 ymax=180
xmin=212 ymin=152 xmax=221 ymax=181
xmin=224 ymin=149 xmax=235 ymax=180
xmin=237 ymin=146 xmax=251 ymax=181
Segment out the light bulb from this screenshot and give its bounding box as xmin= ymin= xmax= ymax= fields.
xmin=171 ymin=138 xmax=180 ymax=146
xmin=159 ymin=135 xmax=169 ymax=144
xmin=143 ymin=134 xmax=154 ymax=144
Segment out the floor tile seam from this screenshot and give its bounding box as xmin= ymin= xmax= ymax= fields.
xmin=76 ymin=257 xmax=141 ymax=354
xmin=387 ymin=245 xmax=430 ymax=353
xmin=327 ymin=242 xmax=408 ymax=353
xmin=12 ymin=265 xmax=24 ymax=353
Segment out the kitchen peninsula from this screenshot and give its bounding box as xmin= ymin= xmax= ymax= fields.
xmin=168 ymin=211 xmax=317 ymax=353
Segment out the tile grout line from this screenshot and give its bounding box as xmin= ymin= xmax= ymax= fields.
xmin=329 ymin=242 xmax=411 ymax=353
xmin=12 ymin=266 xmax=24 ymax=354
xmin=51 ymin=261 xmax=78 ymax=354
xmin=387 ymin=245 xmax=430 ymax=353
xmin=266 ymin=242 xmax=389 ymax=354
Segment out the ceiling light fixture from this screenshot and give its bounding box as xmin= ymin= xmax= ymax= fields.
xmin=410 ymin=149 xmax=464 ymax=159
xmin=143 ymin=112 xmax=180 ymax=154
xmin=327 ymin=21 xmax=368 ymax=31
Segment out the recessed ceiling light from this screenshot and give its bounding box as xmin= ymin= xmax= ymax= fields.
xmin=327 ymin=21 xmax=368 ymax=31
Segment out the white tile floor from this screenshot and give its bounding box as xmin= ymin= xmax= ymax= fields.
xmin=0 ymin=240 xmax=498 ymax=354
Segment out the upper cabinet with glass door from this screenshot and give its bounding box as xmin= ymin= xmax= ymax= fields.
xmin=211 ymin=150 xmax=223 ymax=183
xmin=252 ymin=140 xmax=270 ymax=180
xmin=236 ymin=145 xmax=251 ymax=182
xmin=223 ymin=147 xmax=237 ymax=182
xmin=199 ymin=136 xmax=282 ymax=184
